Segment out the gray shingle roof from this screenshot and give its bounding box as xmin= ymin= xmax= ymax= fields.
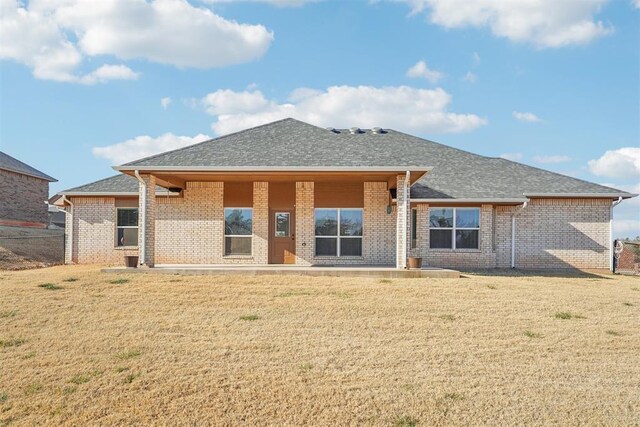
xmin=63 ymin=118 xmax=634 ymax=200
xmin=60 ymin=174 xmax=170 ymax=195
xmin=0 ymin=151 xmax=56 ymax=182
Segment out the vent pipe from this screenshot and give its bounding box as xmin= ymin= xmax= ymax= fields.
xmin=349 ymin=127 xmax=361 ymax=134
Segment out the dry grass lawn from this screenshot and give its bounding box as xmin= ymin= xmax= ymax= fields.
xmin=1 ymin=266 xmax=639 ymax=426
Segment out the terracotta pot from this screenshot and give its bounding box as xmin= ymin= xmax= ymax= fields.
xmin=407 ymin=256 xmax=422 ymax=270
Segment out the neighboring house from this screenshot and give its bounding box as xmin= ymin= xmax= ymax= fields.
xmin=0 ymin=151 xmax=57 ymax=227
xmin=55 ymin=118 xmax=636 ymax=270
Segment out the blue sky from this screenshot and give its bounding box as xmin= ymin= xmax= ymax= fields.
xmin=1 ymin=0 xmax=638 ymax=237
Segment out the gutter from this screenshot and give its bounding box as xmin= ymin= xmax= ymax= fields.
xmin=134 ymin=170 xmax=146 ymax=266
xmin=610 ymin=196 xmax=623 ymax=272
xmin=399 ymin=198 xmax=528 ymax=204
xmin=511 ymin=201 xmax=529 ymax=269
xmin=523 ymin=192 xmax=636 ymax=199
xmin=61 ymin=195 xmax=74 ymax=264
xmin=114 ymin=165 xmax=433 ymax=173
xmin=57 ymin=191 xmax=179 ymax=197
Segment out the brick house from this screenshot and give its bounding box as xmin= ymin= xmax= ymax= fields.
xmin=55 ymin=119 xmax=636 ymax=270
xmin=1 ymin=151 xmax=57 ymax=227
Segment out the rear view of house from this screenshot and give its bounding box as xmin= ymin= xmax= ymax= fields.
xmin=1 ymin=151 xmax=57 ymax=228
xmin=56 ymin=119 xmax=635 ymax=271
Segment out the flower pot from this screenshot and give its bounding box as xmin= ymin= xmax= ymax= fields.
xmin=124 ymin=255 xmax=139 ymax=268
xmin=407 ymin=256 xmax=422 ymax=270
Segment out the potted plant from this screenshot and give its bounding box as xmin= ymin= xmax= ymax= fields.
xmin=407 ymin=250 xmax=422 ymax=270
xmin=123 ymin=248 xmax=139 ymax=268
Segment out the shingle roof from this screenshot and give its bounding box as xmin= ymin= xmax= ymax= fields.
xmin=63 ymin=118 xmax=634 ymax=200
xmin=0 ymin=151 xmax=57 ymax=182
xmin=60 ymin=174 xmax=171 ymax=195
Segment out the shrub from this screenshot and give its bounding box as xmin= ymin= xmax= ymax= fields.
xmin=38 ymin=283 xmax=62 ymax=290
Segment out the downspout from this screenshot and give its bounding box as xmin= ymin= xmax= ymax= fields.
xmin=61 ymin=195 xmax=74 ymax=264
xmin=134 ymin=170 xmax=146 ymax=265
xmin=610 ymin=196 xmax=623 ymax=272
xmin=402 ymin=170 xmax=410 ymax=269
xmin=511 ymin=201 xmax=529 ymax=269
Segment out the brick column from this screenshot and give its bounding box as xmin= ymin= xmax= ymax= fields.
xmin=64 ymin=202 xmax=74 ymax=264
xmin=253 ymin=182 xmax=269 ymax=264
xmin=295 ymin=182 xmax=314 ymax=265
xmin=364 ymin=182 xmax=394 ymax=265
xmin=416 ymin=204 xmax=429 ymax=257
xmin=396 ymin=174 xmax=410 ymax=269
xmin=138 ymin=174 xmax=156 ymax=267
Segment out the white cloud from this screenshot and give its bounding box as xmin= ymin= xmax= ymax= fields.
xmin=406 ymin=60 xmax=444 ymax=83
xmin=403 ymin=0 xmax=612 ymax=48
xmin=588 ymin=147 xmax=640 ymax=180
xmin=513 ymin=111 xmax=542 ymax=123
xmin=500 ymin=153 xmax=523 ymax=162
xmin=161 ymin=97 xmax=172 ymax=110
xmin=79 ymin=64 xmax=140 ymax=85
xmin=472 ymin=52 xmax=480 ymax=66
xmin=533 ymin=155 xmax=571 ymax=164
xmin=92 ymin=133 xmax=211 ymax=165
xmin=204 ymin=0 xmax=315 ymax=6
xmin=200 ymin=85 xmax=487 ymax=135
xmin=463 ymin=71 xmax=476 ymax=83
xmin=0 ymin=0 xmax=273 ymax=82
xmin=634 ymin=0 xmax=640 ymax=9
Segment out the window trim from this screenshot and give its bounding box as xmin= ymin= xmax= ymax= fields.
xmin=224 ymin=207 xmax=253 ymax=256
xmin=429 ymin=207 xmax=480 ymax=250
xmin=115 ymin=207 xmax=139 ymax=248
xmin=314 ymin=208 xmax=363 ymax=257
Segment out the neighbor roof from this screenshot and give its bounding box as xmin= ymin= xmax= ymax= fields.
xmin=62 ymin=119 xmax=634 ymax=200
xmin=0 ymin=151 xmax=57 ymax=182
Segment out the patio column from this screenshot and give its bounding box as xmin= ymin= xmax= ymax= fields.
xmin=295 ymin=182 xmax=314 ymax=265
xmin=396 ymin=172 xmax=410 ymax=269
xmin=253 ymin=182 xmax=269 ymax=264
xmin=137 ymin=173 xmax=156 ymax=267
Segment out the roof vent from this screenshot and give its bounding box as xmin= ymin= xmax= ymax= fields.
xmin=349 ymin=127 xmax=361 ymax=134
xmin=371 ymin=127 xmax=384 ymax=134
xmin=326 ymin=127 xmax=340 ymax=133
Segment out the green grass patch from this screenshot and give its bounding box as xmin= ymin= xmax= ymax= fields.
xmin=0 ymin=338 xmax=25 ymax=348
xmin=0 ymin=310 xmax=17 ymax=319
xmin=631 ymin=287 xmax=639 ymax=292
xmin=21 ymin=351 xmax=36 ymax=360
xmin=379 ymin=279 xmax=392 ymax=284
xmin=275 ymin=291 xmax=312 ymax=298
xmin=124 ymin=372 xmax=141 ymax=384
xmin=394 ymin=415 xmax=418 ymax=427
xmin=38 ymin=283 xmax=62 ymax=290
xmin=0 ymin=393 xmax=7 ymax=404
xmin=300 ymin=363 xmax=313 ymax=371
xmin=115 ymin=366 xmax=130 ymax=373
xmin=487 ymin=284 xmax=497 ymax=290
xmin=606 ymin=330 xmax=622 ymax=336
xmin=62 ymin=277 xmax=79 ymax=282
xmin=168 ymin=278 xmax=182 ymax=283
xmin=24 ymin=383 xmax=42 ymax=395
xmin=524 ymin=330 xmax=542 ymax=338
xmin=63 ymin=386 xmax=77 ymax=395
xmin=554 ymin=311 xmax=585 ymax=320
xmin=439 ymin=314 xmax=456 ymax=321
xmin=110 ymin=278 xmax=129 ymax=285
xmin=240 ymin=315 xmax=260 ymax=321
xmin=622 ymin=302 xmax=634 ymax=307
xmin=443 ymin=392 xmax=464 ymax=401
xmin=69 ymin=375 xmax=90 ymax=385
xmin=116 ymin=349 xmax=141 ymax=360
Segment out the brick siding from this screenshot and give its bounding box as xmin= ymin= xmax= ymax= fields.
xmin=0 ymin=169 xmax=49 ymax=225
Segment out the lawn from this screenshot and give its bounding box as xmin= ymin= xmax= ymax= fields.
xmin=0 ymin=266 xmax=638 ymax=425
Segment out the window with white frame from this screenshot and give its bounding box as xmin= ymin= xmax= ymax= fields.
xmin=314 ymin=208 xmax=363 ymax=256
xmin=116 ymin=208 xmax=138 ymax=247
xmin=429 ymin=208 xmax=480 ymax=249
xmin=225 ymin=208 xmax=253 ymax=255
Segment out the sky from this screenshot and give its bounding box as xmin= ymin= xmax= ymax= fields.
xmin=1 ymin=0 xmax=639 ymax=237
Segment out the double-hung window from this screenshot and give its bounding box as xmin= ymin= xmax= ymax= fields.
xmin=225 ymin=208 xmax=253 ymax=255
xmin=116 ymin=208 xmax=138 ymax=247
xmin=315 ymin=208 xmax=363 ymax=256
xmin=429 ymin=208 xmax=480 ymax=249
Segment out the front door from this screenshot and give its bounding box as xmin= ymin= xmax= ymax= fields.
xmin=269 ymin=210 xmax=296 ymax=264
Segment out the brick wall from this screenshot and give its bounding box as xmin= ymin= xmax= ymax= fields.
xmin=0 ymin=169 xmax=49 ymax=225
xmin=363 ymin=182 xmax=396 ymax=265
xmin=138 ymin=174 xmax=156 ymax=267
xmin=295 ymin=182 xmax=315 ymax=265
xmin=253 ymin=182 xmax=269 ymax=264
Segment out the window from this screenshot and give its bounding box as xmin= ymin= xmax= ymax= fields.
xmin=225 ymin=208 xmax=252 ymax=255
xmin=315 ymin=208 xmax=363 ymax=256
xmin=429 ymin=208 xmax=480 ymax=250
xmin=116 ymin=208 xmax=138 ymax=247
xmin=411 ymin=208 xmax=418 ymax=249
xmin=275 ymin=212 xmax=290 ymax=237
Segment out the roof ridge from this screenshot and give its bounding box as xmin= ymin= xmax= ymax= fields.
xmin=0 ymin=151 xmax=57 ymax=182
xmin=120 ymin=118 xmax=305 ymax=167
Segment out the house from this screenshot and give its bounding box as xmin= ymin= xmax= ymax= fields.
xmin=55 ymin=118 xmax=636 ymax=270
xmin=0 ymin=151 xmax=57 ymax=228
